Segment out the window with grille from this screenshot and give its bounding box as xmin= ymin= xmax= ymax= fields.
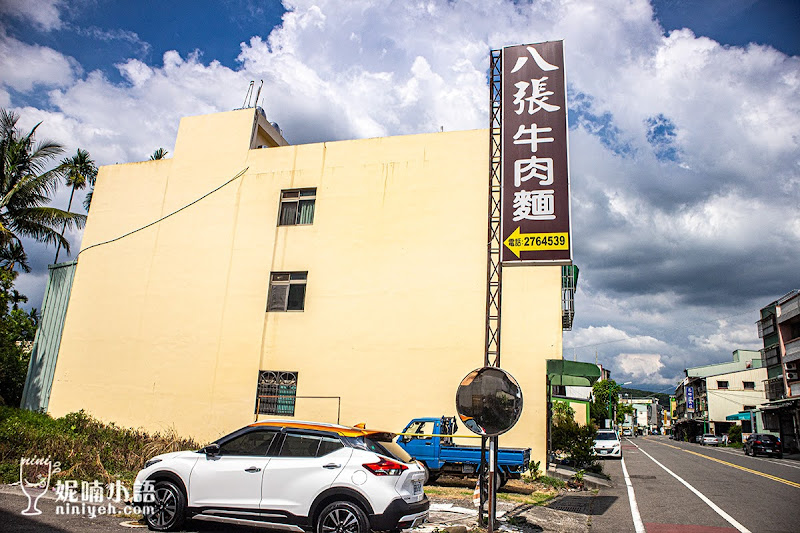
xmin=267 ymin=272 xmax=307 ymax=311
xmin=256 ymin=371 xmax=298 ymax=415
xmin=278 ymin=188 xmax=316 ymax=226
xmin=717 ymin=380 xmax=729 ymax=389
xmin=743 ymin=381 xmax=755 ymax=390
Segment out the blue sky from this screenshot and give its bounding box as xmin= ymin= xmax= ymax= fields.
xmin=5 ymin=1 xmax=287 ymax=85
xmin=1 ymin=0 xmax=799 ymax=392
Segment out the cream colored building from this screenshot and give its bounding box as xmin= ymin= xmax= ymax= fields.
xmin=706 ymin=367 xmax=768 ymax=432
xmin=43 ymin=107 xmax=567 ymax=465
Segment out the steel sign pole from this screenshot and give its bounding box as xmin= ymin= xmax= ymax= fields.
xmin=488 ymin=437 xmax=497 ymax=531
xmin=479 ymin=435 xmax=487 ymax=525
xmin=482 ymin=48 xmax=503 ymax=533
xmin=486 ymin=48 xmax=503 ymax=371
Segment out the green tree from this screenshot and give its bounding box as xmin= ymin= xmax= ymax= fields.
xmin=0 ymin=269 xmax=37 ymax=406
xmin=54 ymin=148 xmax=97 ymax=262
xmin=150 ymin=148 xmax=168 ymax=160
xmin=616 ymin=402 xmax=634 ymax=425
xmin=0 ymin=241 xmax=30 ymax=273
xmin=727 ymin=424 xmax=742 ymax=446
xmin=551 ymin=400 xmax=597 ymax=469
xmin=591 ymin=379 xmax=622 ymax=425
xmin=0 ymin=109 xmax=86 ymax=255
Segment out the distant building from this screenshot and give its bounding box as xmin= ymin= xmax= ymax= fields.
xmin=756 ymin=290 xmax=800 ymax=452
xmin=620 ymin=396 xmax=661 ymax=434
xmin=673 ymin=350 xmax=767 ymax=440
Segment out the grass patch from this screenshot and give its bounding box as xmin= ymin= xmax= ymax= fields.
xmin=538 ymin=475 xmax=567 ymax=489
xmin=424 ymin=485 xmax=475 ymax=498
xmin=497 ymin=490 xmax=557 ymax=505
xmin=426 ymin=476 xmax=561 ymax=507
xmin=0 ymin=406 xmax=200 ymax=486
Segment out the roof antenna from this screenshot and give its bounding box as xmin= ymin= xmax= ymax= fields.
xmin=242 ymin=80 xmax=254 ymax=109
xmin=254 ymin=80 xmax=264 ymax=109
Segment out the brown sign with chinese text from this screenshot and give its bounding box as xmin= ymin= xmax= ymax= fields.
xmin=501 ymin=41 xmax=572 ymax=263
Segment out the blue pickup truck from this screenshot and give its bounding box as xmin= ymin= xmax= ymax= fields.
xmin=396 ymin=416 xmax=531 ymax=486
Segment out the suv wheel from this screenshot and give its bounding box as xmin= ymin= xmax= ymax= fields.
xmin=145 ymin=480 xmax=186 ymax=532
xmin=316 ymin=501 xmax=369 ymax=533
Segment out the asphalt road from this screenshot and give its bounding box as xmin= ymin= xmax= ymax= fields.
xmin=590 ymin=435 xmax=800 ymax=533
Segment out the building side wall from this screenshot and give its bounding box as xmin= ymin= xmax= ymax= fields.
xmin=706 ymin=368 xmax=768 ymax=422
xmin=47 ymin=113 xmax=561 ymax=465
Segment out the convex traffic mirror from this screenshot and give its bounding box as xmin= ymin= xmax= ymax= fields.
xmin=455 ymin=367 xmax=523 ymax=436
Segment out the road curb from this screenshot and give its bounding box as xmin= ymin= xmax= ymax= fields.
xmin=547 ymin=464 xmax=613 ymax=489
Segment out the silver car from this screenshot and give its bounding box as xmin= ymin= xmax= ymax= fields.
xmin=702 ymin=433 xmax=721 ymax=446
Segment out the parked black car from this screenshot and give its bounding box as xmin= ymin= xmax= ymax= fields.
xmin=744 ymin=433 xmax=783 ymax=458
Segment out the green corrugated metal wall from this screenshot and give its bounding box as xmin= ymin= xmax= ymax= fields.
xmin=20 ymin=261 xmax=77 ymax=411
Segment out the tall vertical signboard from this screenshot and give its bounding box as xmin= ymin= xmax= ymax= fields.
xmin=686 ymin=386 xmax=695 ymax=412
xmin=502 ymin=42 xmax=572 ymax=263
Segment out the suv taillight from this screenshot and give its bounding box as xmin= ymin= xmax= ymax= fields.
xmin=363 ymin=458 xmax=408 ymax=476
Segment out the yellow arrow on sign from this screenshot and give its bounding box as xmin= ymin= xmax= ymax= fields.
xmin=503 ymin=227 xmax=569 ymax=258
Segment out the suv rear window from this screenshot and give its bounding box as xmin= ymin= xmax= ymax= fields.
xmin=759 ymin=435 xmax=778 ymax=442
xmin=345 ymin=436 xmax=414 ymax=464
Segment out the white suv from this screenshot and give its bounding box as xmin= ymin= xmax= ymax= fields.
xmin=132 ymin=420 xmax=428 ymax=532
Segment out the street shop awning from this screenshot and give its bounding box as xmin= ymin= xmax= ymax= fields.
xmin=726 ymin=412 xmax=753 ymax=421
xmin=547 ymin=359 xmax=602 ymax=386
xmin=759 ymin=397 xmax=800 ymax=410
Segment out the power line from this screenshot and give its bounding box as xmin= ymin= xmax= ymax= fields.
xmin=78 ymin=167 xmax=249 ymax=257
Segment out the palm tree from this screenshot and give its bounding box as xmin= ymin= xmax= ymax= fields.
xmin=10 ymin=289 xmax=27 ymax=310
xmin=83 ymin=185 xmax=94 ymax=211
xmin=0 ymin=241 xmax=30 ymax=273
xmin=54 ymin=148 xmax=96 ymax=262
xmin=150 ymin=148 xmax=168 ymax=160
xmin=0 ymin=109 xmax=85 ymax=259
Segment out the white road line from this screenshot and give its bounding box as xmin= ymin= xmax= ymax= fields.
xmin=630 ymin=441 xmax=752 ymax=533
xmin=620 ymin=456 xmax=646 ymax=533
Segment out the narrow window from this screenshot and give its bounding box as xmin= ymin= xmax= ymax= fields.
xmin=278 ymin=188 xmax=316 ymax=226
xmin=743 ymin=381 xmax=755 ymax=390
xmin=267 ymin=272 xmax=307 ymax=311
xmin=255 ymin=371 xmax=298 ymax=415
xmin=717 ymin=380 xmax=729 ymax=389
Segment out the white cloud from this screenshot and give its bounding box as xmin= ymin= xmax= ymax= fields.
xmin=75 ymin=26 xmax=151 ymax=56
xmin=688 ymin=317 xmax=763 ymax=353
xmin=0 ymin=0 xmax=64 ymax=31
xmin=566 ymin=325 xmax=667 ymax=352
xmin=0 ymin=31 xmax=79 ymax=91
xmin=614 ymin=353 xmax=674 ymax=385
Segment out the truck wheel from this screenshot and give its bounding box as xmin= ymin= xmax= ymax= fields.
xmin=422 ymin=464 xmax=439 ymax=485
xmin=499 ymin=470 xmax=508 ymax=488
xmin=479 ymin=468 xmax=504 ymax=490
